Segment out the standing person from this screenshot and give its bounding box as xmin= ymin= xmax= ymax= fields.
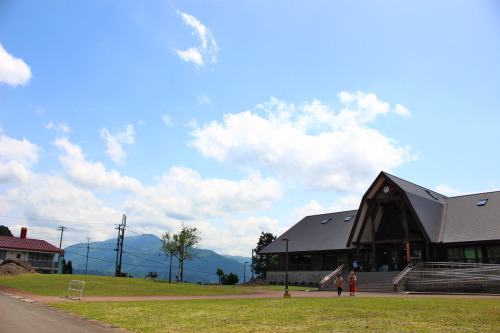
xmin=353 ymin=261 xmax=358 ymax=272
xmin=335 ymin=274 xmax=343 ymax=297
xmin=349 ymin=271 xmax=357 ymax=296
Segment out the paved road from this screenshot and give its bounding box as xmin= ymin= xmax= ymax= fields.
xmin=0 ymin=292 xmax=130 ymax=333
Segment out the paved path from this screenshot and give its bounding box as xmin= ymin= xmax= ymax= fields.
xmin=0 ymin=292 xmax=132 ymax=333
xmin=1 ymin=285 xmax=499 ymax=303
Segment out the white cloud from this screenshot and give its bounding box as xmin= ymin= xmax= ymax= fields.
xmin=175 ymin=47 xmax=204 ymax=66
xmin=198 ymin=216 xmax=283 ymax=256
xmin=198 ymin=94 xmax=210 ymax=105
xmin=293 ymin=201 xmax=326 ymax=220
xmin=435 ymin=184 xmax=462 ymax=196
xmin=328 ymin=194 xmax=362 ymax=212
xmin=174 ymin=12 xmax=218 ymax=66
xmin=122 ymin=166 xmax=282 ymax=221
xmin=0 ymin=132 xmax=283 ymax=255
xmin=0 ymin=44 xmax=32 ymax=87
xmin=0 ymin=135 xmax=41 ymax=183
xmin=162 ymin=115 xmax=173 ymax=126
xmin=54 ymin=137 xmax=142 ymax=193
xmin=45 ymin=122 xmax=71 ymax=133
xmin=100 ymin=125 xmax=135 ymax=165
xmin=1 ymin=174 xmax=120 ymax=247
xmin=190 ymin=92 xmax=415 ymax=192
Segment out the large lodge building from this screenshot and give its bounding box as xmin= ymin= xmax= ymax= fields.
xmin=260 ymin=172 xmax=500 ymax=286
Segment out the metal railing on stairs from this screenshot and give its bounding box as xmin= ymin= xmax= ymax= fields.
xmin=318 ymin=264 xmax=345 ymax=291
xmin=400 ymin=262 xmax=500 ymax=294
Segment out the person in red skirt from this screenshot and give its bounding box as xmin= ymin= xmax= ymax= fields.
xmin=349 ymin=270 xmax=357 ymax=296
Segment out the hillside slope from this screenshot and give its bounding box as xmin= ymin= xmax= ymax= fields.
xmin=64 ymin=234 xmax=251 ymax=284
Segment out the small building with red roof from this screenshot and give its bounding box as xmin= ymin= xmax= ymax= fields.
xmin=0 ymin=227 xmax=64 ymax=274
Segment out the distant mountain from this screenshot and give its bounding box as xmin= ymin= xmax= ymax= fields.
xmin=64 ymin=234 xmax=252 ymax=284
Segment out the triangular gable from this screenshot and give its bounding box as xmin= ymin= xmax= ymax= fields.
xmin=347 ymin=171 xmax=444 ymax=247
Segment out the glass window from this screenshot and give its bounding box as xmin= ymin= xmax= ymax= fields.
xmin=477 ymin=199 xmax=488 ymax=206
xmin=0 ymin=250 xmax=6 ymax=260
xmin=487 ymin=246 xmax=500 ymax=258
xmin=464 ymin=247 xmax=475 ymax=260
xmin=447 ymin=248 xmax=463 ymax=260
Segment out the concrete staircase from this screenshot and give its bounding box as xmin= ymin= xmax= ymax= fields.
xmin=322 ymin=271 xmax=400 ymax=293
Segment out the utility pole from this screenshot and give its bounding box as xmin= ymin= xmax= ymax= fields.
xmin=251 ymin=249 xmax=255 ymax=280
xmin=85 ymin=238 xmax=90 ymax=275
xmin=115 ymin=214 xmax=126 ymax=277
xmin=58 ymin=226 xmax=67 ymax=249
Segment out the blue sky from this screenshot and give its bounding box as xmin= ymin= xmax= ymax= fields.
xmin=1 ymin=1 xmax=499 ymax=256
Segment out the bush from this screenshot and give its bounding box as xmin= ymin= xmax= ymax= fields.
xmin=221 ymin=272 xmax=239 ymax=285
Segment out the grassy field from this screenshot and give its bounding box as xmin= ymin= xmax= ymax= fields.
xmin=0 ymin=274 xmax=251 ymax=296
xmin=50 ymin=298 xmax=500 ymax=332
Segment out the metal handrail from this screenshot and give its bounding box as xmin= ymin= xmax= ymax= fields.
xmin=393 ymin=262 xmax=413 ymax=285
xmin=419 ymin=262 xmax=500 ymax=269
xmin=318 ymin=264 xmax=345 ymax=289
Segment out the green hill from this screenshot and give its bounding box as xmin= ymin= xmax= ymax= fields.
xmin=64 ymin=234 xmax=251 ymax=284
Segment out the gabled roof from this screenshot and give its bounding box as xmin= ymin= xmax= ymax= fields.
xmin=0 ymin=236 xmax=64 ymax=254
xmin=442 ymin=192 xmax=500 ymax=243
xmin=382 ymin=172 xmax=500 ymax=243
xmin=259 ymin=210 xmax=357 ymax=254
xmin=383 ymin=172 xmax=446 ymax=243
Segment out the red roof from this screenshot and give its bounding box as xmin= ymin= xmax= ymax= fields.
xmin=0 ymin=236 xmax=64 ymax=254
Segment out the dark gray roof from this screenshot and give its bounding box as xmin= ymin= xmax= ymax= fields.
xmin=383 ymin=173 xmax=446 ymax=243
xmin=442 ymin=192 xmax=500 ymax=243
xmin=384 ymin=172 xmax=500 ymax=243
xmin=262 ymin=172 xmax=499 ymax=255
xmin=259 ymin=210 xmax=357 ymax=254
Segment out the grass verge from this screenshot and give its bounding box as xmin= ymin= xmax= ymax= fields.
xmin=50 ymin=298 xmax=500 ymax=332
xmin=0 ymin=274 xmax=250 ymax=296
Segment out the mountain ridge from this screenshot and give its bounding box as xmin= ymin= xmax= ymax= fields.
xmin=64 ymin=234 xmax=252 ymax=284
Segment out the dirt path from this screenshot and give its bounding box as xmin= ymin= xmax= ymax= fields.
xmin=1 ymin=285 xmax=499 ymax=303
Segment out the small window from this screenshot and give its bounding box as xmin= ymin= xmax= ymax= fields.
xmin=426 ymin=190 xmax=438 ymax=200
xmin=344 ymin=215 xmax=355 ymax=222
xmin=477 ymin=199 xmax=488 ymax=206
xmin=321 ymin=218 xmax=331 ymax=224
xmin=16 ymin=254 xmax=21 ymax=259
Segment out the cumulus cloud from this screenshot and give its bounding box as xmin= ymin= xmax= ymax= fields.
xmin=0 ymin=44 xmax=32 ymax=87
xmin=45 ymin=122 xmax=71 ymax=133
xmin=0 ymin=132 xmax=284 ymax=254
xmin=54 ymin=137 xmax=142 ymax=193
xmin=190 ymin=92 xmax=415 ymax=192
xmin=435 ymin=184 xmax=462 ymax=197
xmin=0 ymin=135 xmax=41 ymax=183
xmin=100 ymin=125 xmax=135 ymax=165
xmin=174 ymin=12 xmax=218 ymax=66
xmin=122 ymin=166 xmax=282 ymax=221
xmin=198 ymin=216 xmax=283 ymax=255
xmin=293 ymin=201 xmax=326 ymax=220
xmin=1 ymin=174 xmax=120 ymax=246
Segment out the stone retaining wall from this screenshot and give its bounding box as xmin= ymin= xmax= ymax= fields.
xmin=267 ymin=271 xmax=331 ymax=286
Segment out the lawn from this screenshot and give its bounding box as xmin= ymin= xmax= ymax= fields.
xmin=0 ymin=274 xmax=250 ymax=296
xmin=50 ymin=298 xmax=500 ymax=332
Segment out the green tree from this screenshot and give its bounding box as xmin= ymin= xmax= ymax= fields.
xmin=0 ymin=225 xmax=13 ymax=236
xmin=216 ymin=268 xmax=224 ymax=284
xmin=221 ymin=272 xmax=239 ymax=285
xmin=62 ymin=259 xmax=73 ymax=274
xmin=145 ymin=271 xmax=158 ymax=279
xmin=160 ymin=223 xmax=201 ymax=282
xmin=253 ymin=232 xmax=277 ymax=279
